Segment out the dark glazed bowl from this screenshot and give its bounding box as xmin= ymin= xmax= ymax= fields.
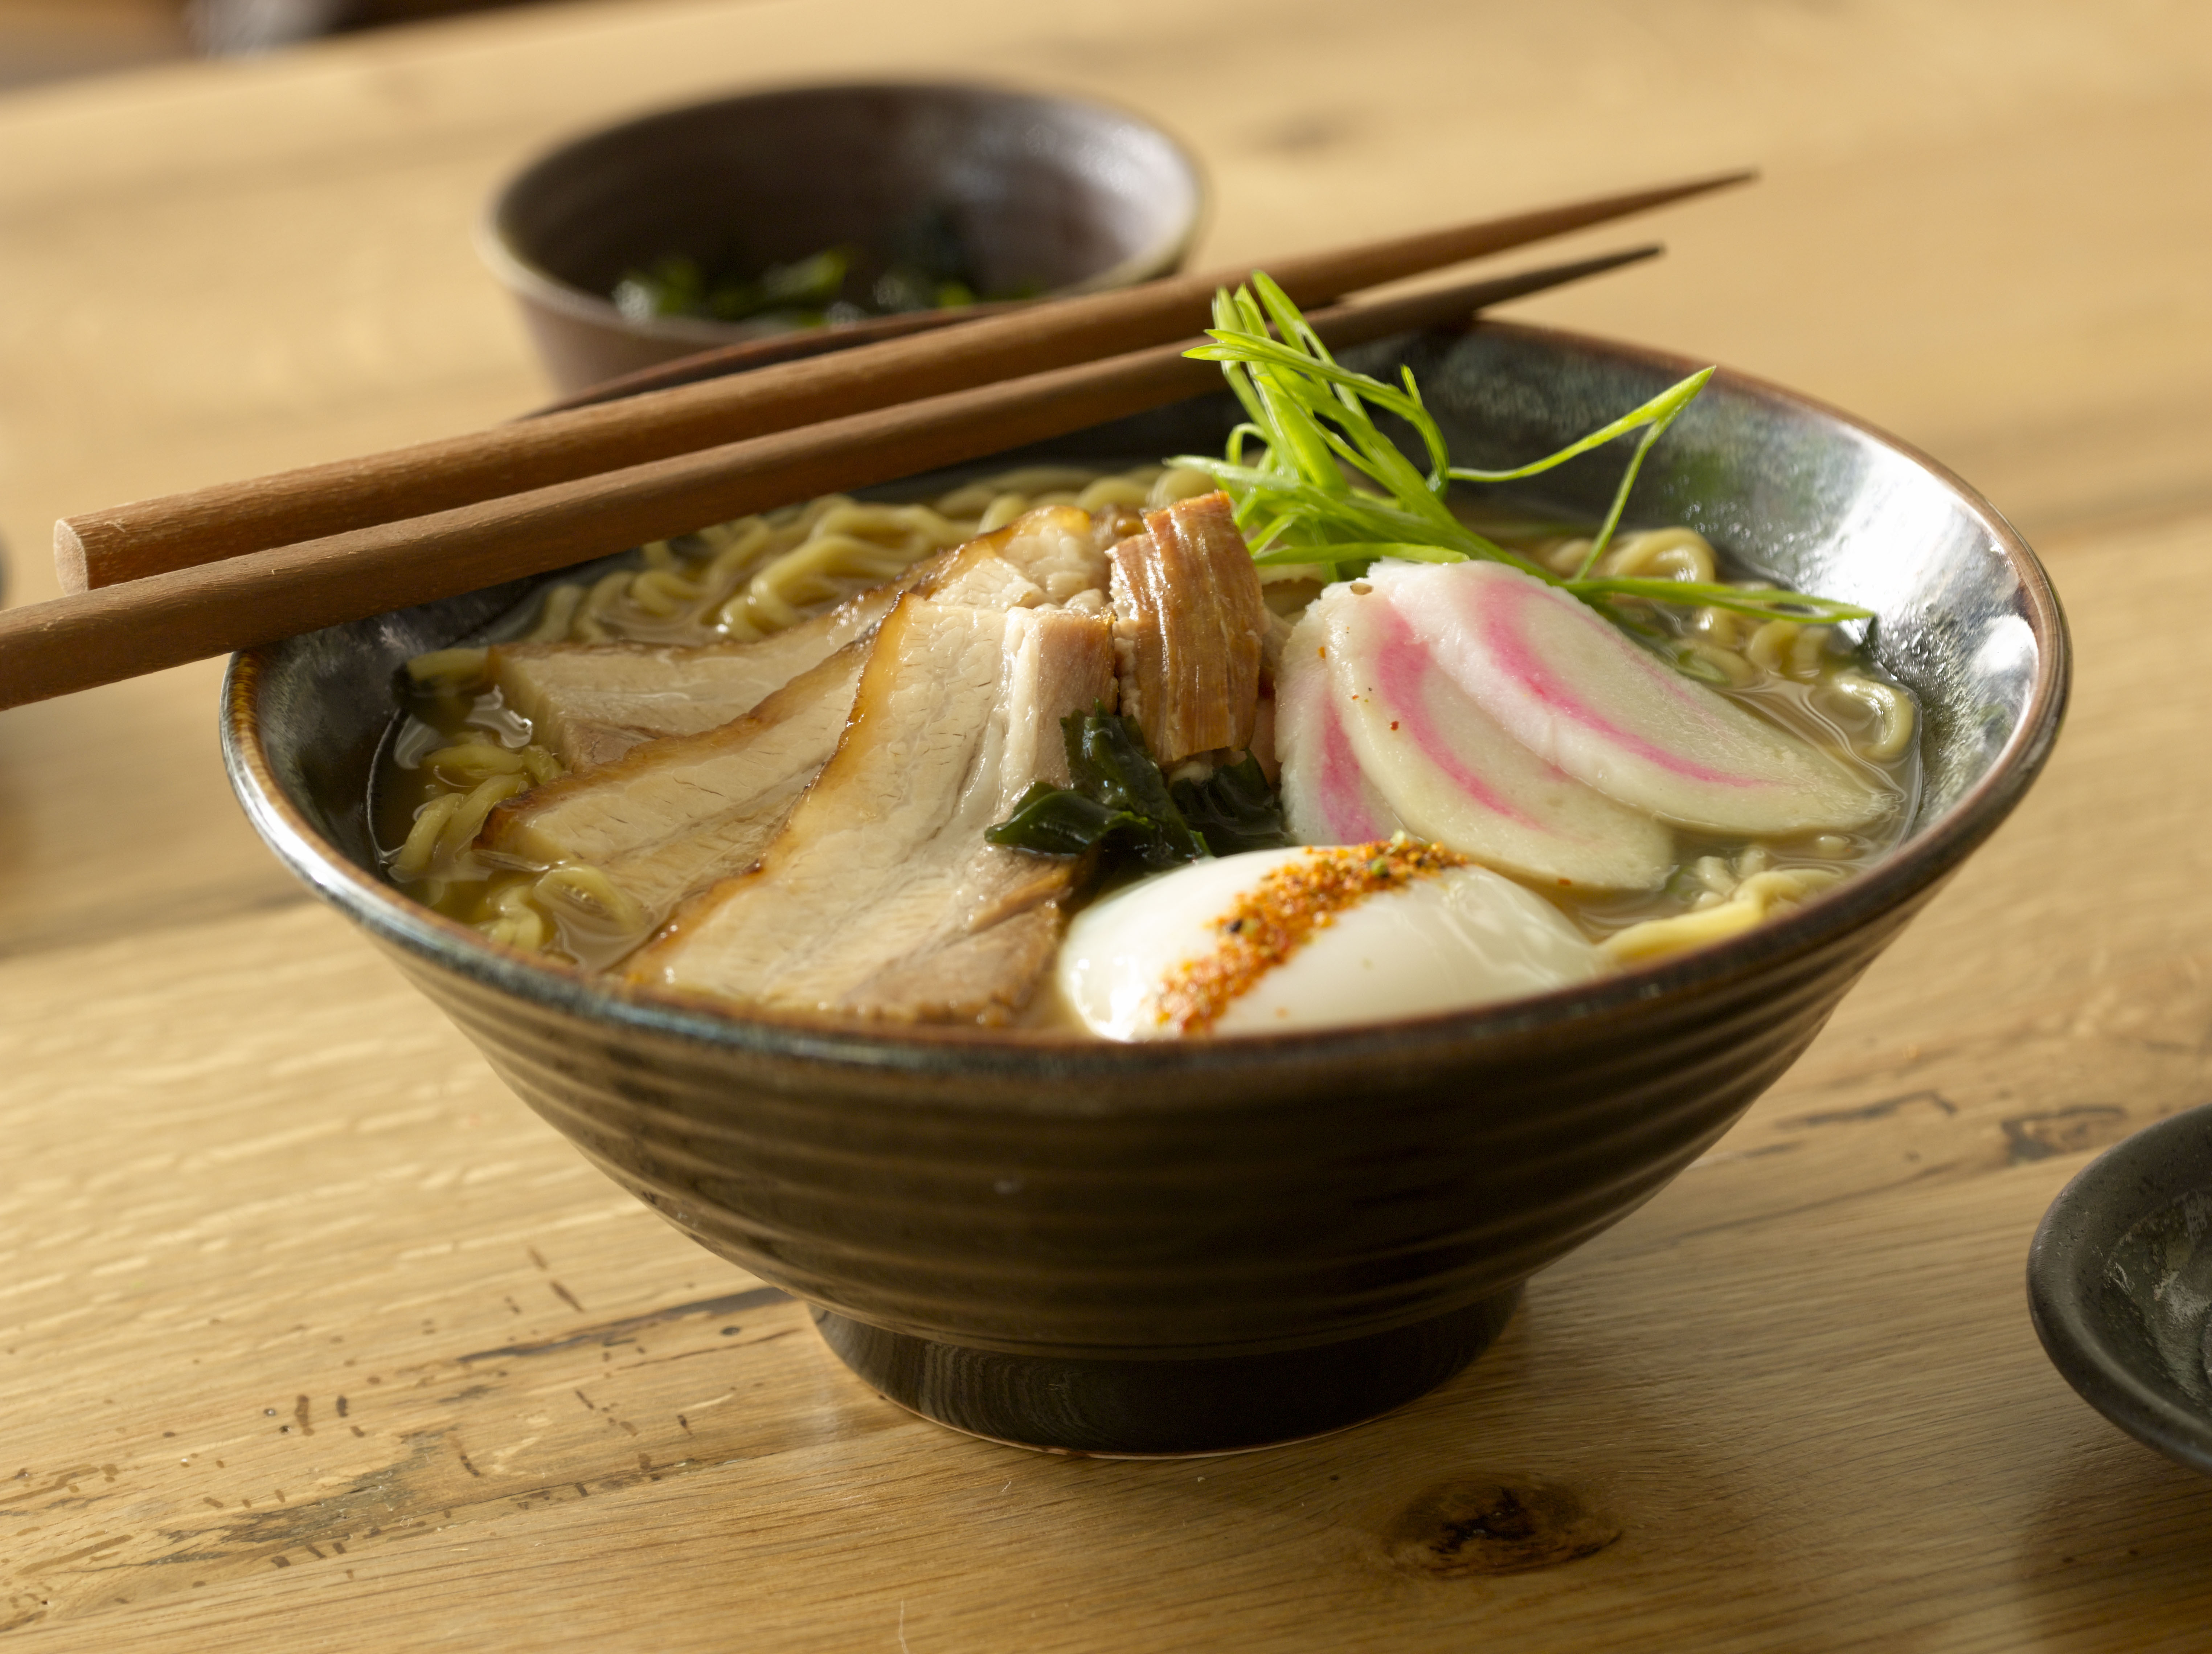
xmin=223 ymin=323 xmax=2068 ymax=1455
xmin=482 ymin=81 xmax=1205 ymax=393
xmin=2029 ymin=1103 xmax=2212 ymax=1474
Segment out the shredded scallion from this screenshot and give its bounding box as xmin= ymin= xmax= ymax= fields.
xmin=1171 ymin=273 xmax=1871 ymax=630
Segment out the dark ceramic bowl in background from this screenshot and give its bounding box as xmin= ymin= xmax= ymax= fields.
xmin=223 ymin=322 xmax=2067 ymax=1455
xmin=2029 ymin=1103 xmax=2212 ymax=1474
xmin=481 ymin=81 xmax=1205 ymax=394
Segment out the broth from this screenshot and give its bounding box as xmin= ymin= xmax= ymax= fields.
xmin=371 ymin=464 xmax=1918 ymax=1005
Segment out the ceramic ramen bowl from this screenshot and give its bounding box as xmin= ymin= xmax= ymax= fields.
xmin=223 ymin=322 xmax=2068 ymax=1455
xmin=2029 ymin=1102 xmax=2212 ymax=1475
xmin=482 ymin=80 xmax=1206 ymax=394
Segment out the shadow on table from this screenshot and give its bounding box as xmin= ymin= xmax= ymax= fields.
xmin=192 ymin=0 xmax=554 ymax=55
xmin=2016 ymin=1430 xmax=2212 ymax=1649
xmin=1087 ymin=1298 xmax=1799 ymax=1643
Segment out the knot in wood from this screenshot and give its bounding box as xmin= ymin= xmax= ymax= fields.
xmin=1385 ymin=1474 xmax=1621 ymax=1578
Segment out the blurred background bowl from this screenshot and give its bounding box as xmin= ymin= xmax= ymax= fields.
xmin=481 ymin=80 xmax=1207 ymax=394
xmin=2029 ymin=1102 xmax=2212 ymax=1475
xmin=223 ymin=323 xmax=2067 ymax=1456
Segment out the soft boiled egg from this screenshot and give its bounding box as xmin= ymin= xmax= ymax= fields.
xmin=1056 ymin=841 xmax=1605 ymax=1040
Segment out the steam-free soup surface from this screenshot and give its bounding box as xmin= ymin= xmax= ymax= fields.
xmin=373 ymin=461 xmax=1917 ymax=1036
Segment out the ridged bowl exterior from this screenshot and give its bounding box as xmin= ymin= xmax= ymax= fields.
xmin=385 ymin=904 xmax=1914 ymax=1359
xmin=224 ymin=324 xmax=2067 ymax=1442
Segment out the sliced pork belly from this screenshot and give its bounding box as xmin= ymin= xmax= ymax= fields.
xmin=627 ymin=597 xmax=1116 ymax=1022
xmin=1106 ymin=491 xmax=1266 ymax=767
xmin=479 ymin=641 xmax=868 ymax=926
xmin=911 ymin=503 xmax=1110 ymax=612
xmin=1369 ymin=559 xmax=1885 ymax=834
xmin=1292 ymin=584 xmax=1672 ymax=891
xmin=487 ymin=586 xmax=893 ymax=769
xmin=484 ymin=505 xmax=1109 ymax=772
xmin=475 ymin=505 xmax=1115 ymax=929
xmin=1274 ymin=612 xmax=1405 ymax=844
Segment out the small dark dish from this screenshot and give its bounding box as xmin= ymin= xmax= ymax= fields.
xmin=2029 ymin=1103 xmax=2212 ymax=1474
xmin=224 ymin=323 xmax=2067 ymax=1455
xmin=482 ymin=81 xmax=1205 ymax=393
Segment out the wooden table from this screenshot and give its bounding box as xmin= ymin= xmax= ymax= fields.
xmin=4 ymin=2 xmax=2211 ymax=1647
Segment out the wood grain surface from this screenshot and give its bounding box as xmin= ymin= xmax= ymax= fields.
xmin=3 ymin=2 xmax=2211 ymax=1649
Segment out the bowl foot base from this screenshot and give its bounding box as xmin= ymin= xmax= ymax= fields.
xmin=811 ymin=1289 xmax=1521 ymax=1456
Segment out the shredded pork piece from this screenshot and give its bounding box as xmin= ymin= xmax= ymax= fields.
xmin=1106 ymin=491 xmax=1267 ymax=767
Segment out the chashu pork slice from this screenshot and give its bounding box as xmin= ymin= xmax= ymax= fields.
xmin=627 ymin=596 xmax=1117 ymax=1023
xmin=1106 ymin=491 xmax=1266 ymax=767
xmin=488 ymin=587 xmax=893 ymax=770
xmin=486 ymin=504 xmax=1111 ymax=771
xmin=478 ymin=641 xmax=870 ymax=927
xmin=909 ymin=503 xmax=1110 ymax=612
xmin=471 ymin=505 xmax=1115 ymax=943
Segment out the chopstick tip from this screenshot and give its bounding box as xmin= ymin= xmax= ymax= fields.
xmin=1650 ymin=166 xmax=1760 ymax=205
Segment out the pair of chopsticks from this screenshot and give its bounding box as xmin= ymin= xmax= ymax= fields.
xmin=0 ymin=169 xmax=1752 ymax=711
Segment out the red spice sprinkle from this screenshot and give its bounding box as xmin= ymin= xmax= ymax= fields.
xmin=1153 ymin=836 xmax=1474 ymax=1035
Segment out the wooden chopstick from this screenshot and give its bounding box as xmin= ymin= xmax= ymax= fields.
xmin=530 ymin=301 xmax=1027 ymax=415
xmin=53 ymin=169 xmax=1748 ymax=592
xmin=0 ymin=249 xmax=1656 ymax=712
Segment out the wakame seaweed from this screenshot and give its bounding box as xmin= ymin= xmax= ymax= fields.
xmin=1170 ymin=754 xmax=1287 ymax=856
xmin=987 ymin=712 xmax=1285 ymax=869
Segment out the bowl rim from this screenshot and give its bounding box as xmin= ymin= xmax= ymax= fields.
xmin=2027 ymin=1101 xmax=2212 ymax=1473
xmin=222 ymin=319 xmax=2071 ymax=1091
xmin=476 ymin=76 xmax=1210 ymax=350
